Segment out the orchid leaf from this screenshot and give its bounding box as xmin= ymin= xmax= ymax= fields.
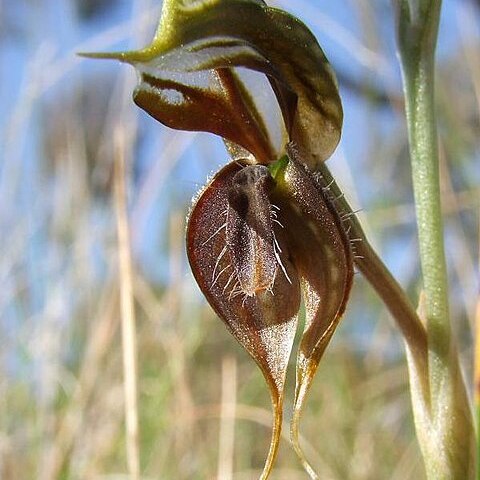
xmin=186 ymin=160 xmax=300 ymax=479
xmin=80 ymin=0 xmax=342 ymax=167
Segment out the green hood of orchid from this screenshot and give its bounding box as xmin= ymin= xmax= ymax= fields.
xmin=80 ymin=0 xmax=343 ymax=168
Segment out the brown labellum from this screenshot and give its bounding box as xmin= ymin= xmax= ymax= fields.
xmin=186 ymin=160 xmax=300 ymax=480
xmin=187 ymin=149 xmax=353 ymax=479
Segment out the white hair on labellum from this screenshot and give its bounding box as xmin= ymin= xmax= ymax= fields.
xmin=201 ymin=221 xmax=227 ymax=247
xmin=212 ymin=244 xmax=227 ymax=281
xmin=211 ymin=264 xmax=232 ymax=288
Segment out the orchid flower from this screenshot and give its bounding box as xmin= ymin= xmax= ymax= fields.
xmin=81 ymin=0 xmax=356 ymax=477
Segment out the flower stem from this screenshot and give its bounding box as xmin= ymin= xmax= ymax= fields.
xmin=395 ymin=1 xmax=474 ymax=477
xmin=396 ymin=0 xmax=450 ymax=398
xmin=475 ymin=298 xmax=480 ymax=480
xmin=317 ymin=162 xmax=428 ymax=380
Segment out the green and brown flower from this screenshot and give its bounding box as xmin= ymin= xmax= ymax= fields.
xmin=81 ymin=1 xmax=354 ymax=477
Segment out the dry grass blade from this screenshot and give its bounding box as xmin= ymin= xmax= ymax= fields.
xmin=217 ymin=356 xmax=237 ymax=480
xmin=114 ymin=127 xmax=140 ymax=480
xmin=475 ymin=297 xmax=480 ymax=478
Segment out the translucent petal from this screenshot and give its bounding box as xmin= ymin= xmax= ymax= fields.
xmin=80 ymin=0 xmax=343 ymax=167
xmin=270 ymin=145 xmax=353 ymax=477
xmin=134 ymin=68 xmax=276 ymax=164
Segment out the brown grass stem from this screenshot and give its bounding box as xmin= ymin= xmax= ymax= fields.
xmin=217 ymin=356 xmax=237 ymax=480
xmin=114 ymin=127 xmax=141 ymax=480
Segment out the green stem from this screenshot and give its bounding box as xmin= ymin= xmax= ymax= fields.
xmin=395 ymin=1 xmax=475 ymax=478
xmin=477 ymin=403 xmax=480 ymax=480
xmin=475 ymin=300 xmax=480 ymax=480
xmin=397 ymin=4 xmax=450 ymax=397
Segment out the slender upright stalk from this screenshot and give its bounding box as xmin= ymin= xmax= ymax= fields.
xmin=475 ymin=298 xmax=480 ymax=480
xmin=397 ymin=1 xmax=449 ymax=394
xmin=395 ymin=1 xmax=474 ymax=478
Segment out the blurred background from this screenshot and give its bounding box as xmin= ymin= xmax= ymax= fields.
xmin=1 ymin=0 xmax=479 ymax=478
